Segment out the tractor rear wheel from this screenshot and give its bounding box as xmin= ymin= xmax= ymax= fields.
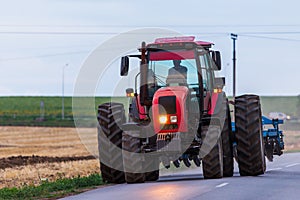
xmin=202 ymin=126 xmax=223 ymax=179
xmin=122 ymin=131 xmax=145 ymax=183
xmin=222 ymin=104 xmax=234 ymax=177
xmin=235 ymin=95 xmax=266 ymax=176
xmin=97 ymin=102 xmax=125 ymax=183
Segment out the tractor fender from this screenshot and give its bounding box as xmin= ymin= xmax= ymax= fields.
xmin=129 ymin=95 xmax=147 ymax=121
xmin=121 ymin=122 xmax=157 ymax=139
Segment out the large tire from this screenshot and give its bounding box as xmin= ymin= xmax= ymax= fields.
xmin=145 ymin=170 xmax=159 ymax=181
xmin=144 ymin=135 xmax=160 ymax=182
xmin=122 ymin=132 xmax=145 ymax=183
xmin=144 ymin=155 xmax=159 ymax=182
xmin=97 ymin=102 xmax=125 ymax=183
xmin=235 ymin=95 xmax=266 ymax=176
xmin=201 ymin=126 xmax=223 ymax=179
xmin=221 ymin=104 xmax=234 ymax=177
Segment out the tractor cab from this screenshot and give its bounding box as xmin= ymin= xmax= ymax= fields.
xmin=121 ymin=36 xmax=223 ymax=125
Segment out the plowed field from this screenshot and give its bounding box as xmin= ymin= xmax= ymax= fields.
xmin=0 ymin=126 xmax=299 ymax=189
xmin=0 ymin=126 xmax=99 ymax=188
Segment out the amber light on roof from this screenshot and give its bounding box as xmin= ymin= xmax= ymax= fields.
xmin=154 ymin=36 xmax=195 ymax=43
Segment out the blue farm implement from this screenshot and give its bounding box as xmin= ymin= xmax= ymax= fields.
xmin=232 ymin=115 xmax=284 ymax=162
xmin=262 ymin=116 xmax=284 ymax=161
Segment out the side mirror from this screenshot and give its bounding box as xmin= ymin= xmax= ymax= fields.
xmin=211 ymin=51 xmax=222 ymax=71
xmin=120 ymin=56 xmax=129 ymax=76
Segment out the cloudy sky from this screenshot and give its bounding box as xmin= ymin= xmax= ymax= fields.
xmin=1 ymin=0 xmax=300 ymax=96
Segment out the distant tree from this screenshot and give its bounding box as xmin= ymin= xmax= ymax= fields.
xmin=297 ymin=95 xmax=300 ymax=117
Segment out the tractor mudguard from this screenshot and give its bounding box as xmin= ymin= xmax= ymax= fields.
xmin=122 ymin=122 xmax=142 ymax=131
xmin=129 ymin=95 xmax=147 ymax=121
xmin=122 ymin=122 xmax=157 ymax=139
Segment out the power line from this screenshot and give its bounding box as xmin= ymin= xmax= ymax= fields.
xmin=1 ymin=32 xmax=300 ymax=62
xmin=0 ymin=44 xmax=95 ymax=51
xmin=0 ymin=31 xmax=119 ymax=35
xmin=0 ymin=31 xmax=231 ymax=36
xmin=239 ymin=34 xmax=300 ymax=42
xmin=1 ymin=30 xmax=300 ymax=36
xmin=0 ymin=51 xmax=89 ymax=62
xmin=239 ymin=31 xmax=300 ymax=35
xmin=2 ymin=24 xmax=300 ymax=28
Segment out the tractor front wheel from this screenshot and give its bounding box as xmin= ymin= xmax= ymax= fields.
xmin=122 ymin=131 xmax=145 ymax=183
xmin=144 ymin=135 xmax=160 ymax=182
xmin=97 ymin=102 xmax=125 ymax=183
xmin=201 ymin=126 xmax=224 ymax=179
xmin=222 ymin=104 xmax=234 ymax=177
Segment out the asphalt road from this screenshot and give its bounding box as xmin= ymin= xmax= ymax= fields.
xmin=62 ymin=153 xmax=300 ymax=200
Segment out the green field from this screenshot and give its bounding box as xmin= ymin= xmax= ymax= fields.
xmin=260 ymin=96 xmax=299 ymax=117
xmin=0 ymin=96 xmax=127 ymax=127
xmin=0 ymin=96 xmax=299 ymax=127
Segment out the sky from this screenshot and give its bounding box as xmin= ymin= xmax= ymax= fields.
xmin=1 ymin=0 xmax=300 ymax=96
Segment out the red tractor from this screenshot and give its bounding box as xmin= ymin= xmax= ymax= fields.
xmin=97 ymin=36 xmax=266 ymax=183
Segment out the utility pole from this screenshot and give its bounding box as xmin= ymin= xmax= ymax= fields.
xmin=62 ymin=63 xmax=68 ymax=120
xmin=231 ymin=33 xmax=238 ymax=100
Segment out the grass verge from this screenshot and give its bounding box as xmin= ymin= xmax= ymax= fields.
xmin=0 ymin=173 xmax=104 ymax=200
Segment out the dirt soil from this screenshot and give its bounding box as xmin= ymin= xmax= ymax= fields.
xmin=0 ymin=126 xmax=97 ymax=158
xmin=0 ymin=155 xmax=95 ymax=170
xmin=0 ymin=126 xmax=299 ymax=189
xmin=0 ymin=126 xmax=100 ymax=189
xmin=283 ymin=130 xmax=300 ymax=152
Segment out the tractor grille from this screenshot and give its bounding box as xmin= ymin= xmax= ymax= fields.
xmin=157 ymin=132 xmax=181 ymax=152
xmin=159 ymin=96 xmax=176 ymax=114
xmin=161 ymin=124 xmax=178 ymax=130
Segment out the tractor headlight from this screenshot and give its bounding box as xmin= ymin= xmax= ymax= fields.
xmin=170 ymin=116 xmax=177 ymax=123
xmin=159 ymin=115 xmax=168 ymax=124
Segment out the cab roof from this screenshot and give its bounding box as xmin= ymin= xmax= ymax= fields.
xmin=147 ymin=36 xmax=213 ymax=48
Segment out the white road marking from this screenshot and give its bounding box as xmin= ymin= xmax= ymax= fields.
xmin=267 ymin=168 xmax=282 ymax=172
xmin=285 ymin=163 xmax=300 ymax=168
xmin=216 ymin=183 xmax=229 ymax=188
